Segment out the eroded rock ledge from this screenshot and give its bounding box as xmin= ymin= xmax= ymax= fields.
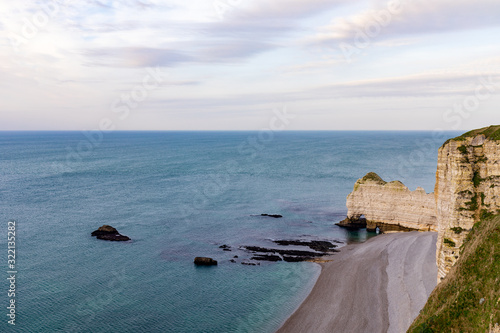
xmin=221 ymin=239 xmax=341 ymax=264
xmin=337 ymin=172 xmax=437 ymax=232
xmin=243 ymin=239 xmax=339 ymax=262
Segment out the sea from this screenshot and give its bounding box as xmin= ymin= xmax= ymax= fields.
xmin=0 ymin=131 xmax=460 ymax=333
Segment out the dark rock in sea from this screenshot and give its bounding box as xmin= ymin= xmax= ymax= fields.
xmin=261 ymin=214 xmax=283 ymax=218
xmin=244 ymin=246 xmax=325 ymax=258
xmin=283 ymin=255 xmax=312 ymax=262
xmin=229 ymin=259 xmax=237 ymax=263
xmin=95 ymin=234 xmax=131 ymax=241
xmin=233 ymin=255 xmax=239 ymax=258
xmin=242 ymin=238 xmax=342 ymax=262
xmin=336 ymin=217 xmax=418 ymax=233
xmin=219 ymin=244 xmax=232 ymax=251
xmin=251 ymin=254 xmax=282 ymax=262
xmin=273 ymin=240 xmax=339 ymax=253
xmin=194 ymin=257 xmax=218 ymax=266
xmin=241 ymin=262 xmax=259 ymax=266
xmin=91 ymin=225 xmax=131 ymax=241
xmin=336 ymin=216 xmax=367 ymax=229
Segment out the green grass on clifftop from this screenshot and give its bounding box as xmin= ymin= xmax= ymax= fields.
xmin=408 ymin=215 xmax=500 ymax=333
xmin=360 ymin=172 xmax=387 ymax=184
xmin=443 ymin=125 xmax=500 ymax=147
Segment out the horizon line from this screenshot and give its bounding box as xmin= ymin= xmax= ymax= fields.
xmin=0 ymin=129 xmax=467 ymax=132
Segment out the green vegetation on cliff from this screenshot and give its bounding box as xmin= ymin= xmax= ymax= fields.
xmin=408 ymin=214 xmax=500 ymax=333
xmin=353 ymin=172 xmax=387 ymax=191
xmin=361 ymin=172 xmax=386 ymax=184
xmin=443 ymin=125 xmax=500 ymax=146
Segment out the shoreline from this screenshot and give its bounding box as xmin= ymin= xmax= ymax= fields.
xmin=277 ymin=231 xmax=437 ymax=333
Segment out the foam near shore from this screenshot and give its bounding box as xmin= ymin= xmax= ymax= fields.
xmin=277 ymin=231 xmax=437 ymax=333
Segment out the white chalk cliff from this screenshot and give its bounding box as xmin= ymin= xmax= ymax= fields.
xmin=435 ymin=128 xmax=500 ymax=281
xmin=339 ymin=125 xmax=500 ymax=282
xmin=340 ymin=172 xmax=437 ymax=232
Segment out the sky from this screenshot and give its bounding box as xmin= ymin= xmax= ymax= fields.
xmin=1 ymin=0 xmax=500 ymax=131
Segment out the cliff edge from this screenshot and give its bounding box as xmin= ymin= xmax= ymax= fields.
xmin=338 ymin=125 xmax=500 ymax=283
xmin=435 ymin=125 xmax=500 ymax=281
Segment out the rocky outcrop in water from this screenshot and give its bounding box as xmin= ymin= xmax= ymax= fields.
xmin=243 ymin=239 xmax=339 ymax=262
xmin=91 ymin=225 xmax=131 ymax=241
xmin=273 ymin=240 xmax=340 ymax=252
xmin=194 ymin=257 xmax=218 ymax=266
xmin=219 ymin=245 xmax=232 ymax=251
xmin=251 ymin=254 xmax=282 ymax=262
xmin=337 ymin=172 xmax=437 ymax=232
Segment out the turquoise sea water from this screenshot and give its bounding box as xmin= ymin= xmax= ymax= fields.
xmin=0 ymin=131 xmax=459 ymax=332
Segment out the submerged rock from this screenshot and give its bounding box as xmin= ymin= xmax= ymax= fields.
xmin=241 ymin=262 xmax=259 ymax=266
xmin=219 ymin=245 xmax=232 ymax=251
xmin=251 ymin=254 xmax=282 ymax=262
xmin=242 ymin=238 xmax=341 ymax=262
xmin=244 ymin=246 xmax=325 ymax=262
xmin=91 ymin=225 xmax=130 ymax=241
xmin=194 ymin=257 xmax=218 ymax=266
xmin=282 ymin=255 xmax=311 ymax=262
xmin=273 ymin=240 xmax=339 ymax=253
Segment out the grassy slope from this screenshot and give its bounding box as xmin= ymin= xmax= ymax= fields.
xmin=408 ymin=215 xmax=500 ymax=333
xmin=443 ymin=125 xmax=500 ymax=146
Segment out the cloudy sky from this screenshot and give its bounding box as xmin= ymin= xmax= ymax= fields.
xmin=1 ymin=0 xmax=500 ymax=130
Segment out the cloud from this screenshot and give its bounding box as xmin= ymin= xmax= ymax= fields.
xmin=145 ymin=72 xmax=500 ymax=113
xmin=204 ymin=20 xmax=295 ymax=39
xmin=202 ymin=0 xmax=355 ymax=44
xmin=81 ymin=0 xmax=161 ymax=10
xmin=307 ymin=72 xmax=500 ymax=99
xmin=196 ymin=40 xmax=279 ymax=62
xmin=226 ymin=0 xmax=351 ymax=21
xmin=84 ymin=39 xmax=279 ymax=67
xmin=84 ymin=47 xmax=191 ymax=67
xmin=280 ymin=59 xmax=344 ymax=74
xmin=312 ymin=0 xmax=500 ymax=45
xmin=2 ymin=0 xmax=500 ymax=131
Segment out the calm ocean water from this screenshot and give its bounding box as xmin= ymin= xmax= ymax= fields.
xmin=0 ymin=131 xmax=459 ymax=332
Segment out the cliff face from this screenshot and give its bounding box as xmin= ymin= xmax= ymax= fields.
xmin=435 ymin=127 xmax=500 ymax=281
xmin=338 ymin=126 xmax=500 ymax=282
xmin=340 ymin=172 xmax=437 ymax=232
